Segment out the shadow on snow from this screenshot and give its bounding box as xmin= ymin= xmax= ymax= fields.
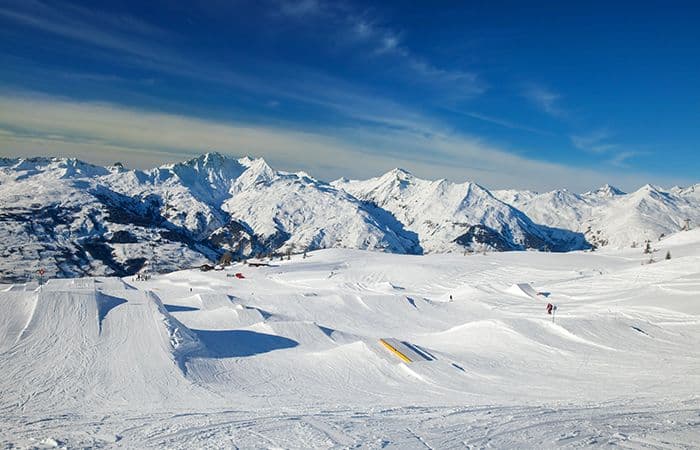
xmin=164 ymin=304 xmax=200 ymax=312
xmin=192 ymin=329 xmax=299 ymax=358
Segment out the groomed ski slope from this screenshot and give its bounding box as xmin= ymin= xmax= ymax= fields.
xmin=1 ymin=230 xmax=700 ymax=448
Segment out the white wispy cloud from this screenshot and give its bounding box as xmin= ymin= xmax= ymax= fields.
xmin=570 ymin=129 xmax=614 ymax=152
xmin=0 ymin=0 xmax=173 ymax=60
xmin=522 ymin=84 xmax=566 ymax=118
xmin=570 ymin=129 xmax=645 ymax=167
xmin=447 ymin=110 xmax=554 ymax=136
xmin=271 ymin=0 xmax=484 ymax=97
xmin=351 ymin=20 xmax=373 ymax=40
xmin=0 ymin=0 xmax=482 ymax=130
xmin=521 ymin=86 xmax=645 ymax=168
xmin=608 ymin=151 xmax=639 ymax=168
xmin=376 ymin=33 xmax=401 ymax=54
xmin=0 ymin=2 xmax=679 ymax=190
xmin=608 ymin=150 xmax=652 ymax=169
xmin=0 ymin=93 xmax=686 ymax=192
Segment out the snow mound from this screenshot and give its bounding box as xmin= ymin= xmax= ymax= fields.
xmin=0 ymin=282 xmax=209 ymax=411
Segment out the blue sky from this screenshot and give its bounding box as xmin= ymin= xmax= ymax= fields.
xmin=0 ymin=0 xmax=698 ymax=191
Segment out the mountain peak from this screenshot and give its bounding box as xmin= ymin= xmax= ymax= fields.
xmin=8 ymin=156 xmax=109 ymax=179
xmin=237 ymin=155 xmax=254 ymax=165
xmin=202 ymin=151 xmax=225 ymax=165
xmin=181 ymin=151 xmax=230 ymax=170
xmin=589 ymin=183 xmax=625 ymax=197
xmin=241 ymin=157 xmax=275 ymax=180
xmin=384 ymin=167 xmax=414 ymax=181
xmin=637 ymin=183 xmax=663 ymax=194
xmin=229 ymin=156 xmax=276 ymax=193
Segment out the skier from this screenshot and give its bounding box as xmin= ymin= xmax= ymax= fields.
xmin=546 ymin=303 xmax=553 ymax=314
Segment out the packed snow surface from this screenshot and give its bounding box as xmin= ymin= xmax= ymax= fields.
xmin=1 ymin=230 xmax=700 ymax=448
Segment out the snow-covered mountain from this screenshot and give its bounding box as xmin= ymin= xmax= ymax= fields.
xmin=0 ymin=154 xmax=420 ymax=281
xmin=494 ymin=183 xmax=700 ymax=248
xmin=0 ymin=157 xmax=219 ymax=282
xmin=332 ymin=169 xmax=586 ymax=252
xmin=222 ymin=171 xmax=420 ymax=255
xmin=1 ymin=152 xmax=697 ymax=282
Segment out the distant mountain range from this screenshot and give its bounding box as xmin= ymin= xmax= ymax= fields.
xmin=1 ymin=153 xmax=698 ymax=281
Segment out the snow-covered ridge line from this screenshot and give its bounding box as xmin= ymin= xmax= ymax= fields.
xmin=0 ymin=152 xmax=698 ymax=281
xmin=492 ymin=180 xmax=700 ymax=248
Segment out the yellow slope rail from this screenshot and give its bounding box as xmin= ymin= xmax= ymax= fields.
xmin=379 ymin=339 xmax=412 ymax=363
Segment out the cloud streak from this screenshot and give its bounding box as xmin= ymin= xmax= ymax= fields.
xmin=522 ymin=84 xmax=566 ymax=118
xmin=571 ymin=130 xmax=616 ymax=153
xmin=0 ymin=1 xmax=683 ymax=190
xmin=0 ymin=0 xmax=174 ymax=61
xmin=272 ymin=0 xmax=485 ymax=97
xmin=608 ymin=151 xmax=640 ymax=168
xmin=570 ymin=129 xmax=646 ymax=167
xmin=448 ymin=110 xmax=554 ymax=136
xmin=0 ymin=93 xmax=687 ymax=192
xmin=0 ymin=0 xmax=476 ymax=135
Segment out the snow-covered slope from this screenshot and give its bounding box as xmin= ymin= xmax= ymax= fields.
xmin=101 ymin=153 xmax=265 ymax=239
xmin=0 ymin=157 xmax=216 ymax=282
xmin=223 ymin=171 xmax=420 ymax=254
xmin=583 ymin=184 xmax=700 ymax=247
xmin=494 ymin=188 xmax=590 ymax=229
xmin=333 ymin=169 xmax=586 ymax=252
xmin=1 ymin=230 xmax=699 ymax=448
xmin=494 ymin=183 xmax=700 ymax=248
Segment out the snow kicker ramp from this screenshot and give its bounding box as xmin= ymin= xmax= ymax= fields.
xmin=196 ymin=292 xmax=236 ymax=310
xmin=0 ymin=291 xmax=38 ymax=353
xmin=0 ymin=286 xmax=208 ymax=412
xmin=509 ymin=282 xmax=543 ymax=299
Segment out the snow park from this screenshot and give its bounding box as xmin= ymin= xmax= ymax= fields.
xmin=2 ymin=1 xmax=700 ymax=449
xmin=0 ymin=156 xmax=699 ymax=448
xmin=1 ymin=233 xmax=700 ymax=447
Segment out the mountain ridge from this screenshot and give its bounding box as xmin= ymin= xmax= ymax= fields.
xmin=0 ymin=152 xmax=697 ymax=281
